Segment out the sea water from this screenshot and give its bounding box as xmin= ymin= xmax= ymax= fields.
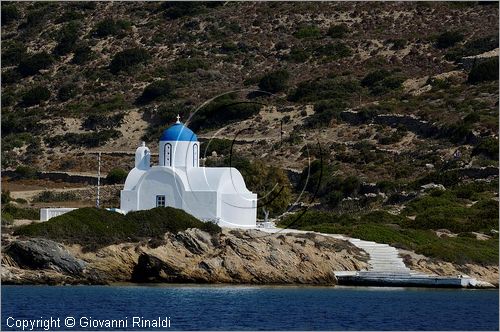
xmin=2 ymin=285 xmax=498 ymax=330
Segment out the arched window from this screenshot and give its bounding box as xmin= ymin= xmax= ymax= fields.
xmin=164 ymin=143 xmax=172 ymax=166
xmin=193 ymin=143 xmax=198 ymax=167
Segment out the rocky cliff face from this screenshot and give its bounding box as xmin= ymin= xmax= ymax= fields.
xmin=1 ymin=229 xmax=369 ymax=285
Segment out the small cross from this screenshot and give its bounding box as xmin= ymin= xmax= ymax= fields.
xmin=176 ymin=114 xmax=181 ymax=123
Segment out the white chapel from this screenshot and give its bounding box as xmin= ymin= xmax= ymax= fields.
xmin=120 ymin=116 xmax=257 ymax=228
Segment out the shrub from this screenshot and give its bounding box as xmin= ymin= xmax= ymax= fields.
xmin=287 ymin=46 xmax=310 ymax=62
xmin=18 ymin=52 xmax=54 ymax=76
xmin=1 ymin=4 xmax=21 ymax=26
xmin=467 ymin=57 xmax=499 ymax=84
xmin=82 ymin=113 xmax=125 ymax=130
xmin=295 ymin=25 xmax=321 ymax=39
xmin=445 ymin=35 xmax=499 ymax=62
xmin=436 ymin=30 xmax=464 ymax=49
xmin=279 ymin=210 xmax=498 ymax=265
xmin=2 ymin=41 xmax=26 ymax=66
xmin=220 ymin=41 xmax=238 ymax=54
xmin=388 ymin=38 xmax=407 ymax=50
xmin=109 ymin=48 xmax=151 ymax=74
xmin=162 ymin=2 xmax=210 ymax=19
xmin=169 ymin=58 xmax=208 ymax=73
xmin=201 ymin=138 xmax=233 ymax=156
xmin=22 ymin=86 xmax=51 ymax=106
xmin=46 ymin=130 xmax=121 ymax=148
xmin=314 ymin=42 xmax=352 ymax=60
xmin=58 ymin=83 xmax=78 ymax=101
xmin=189 ymin=94 xmax=261 ymax=131
xmin=72 ymin=45 xmax=93 ymax=65
xmin=15 ymin=207 xmax=221 ymax=249
xmin=34 ymin=191 xmax=78 ymax=202
xmin=305 ymin=99 xmax=347 ymax=128
xmin=2 ymin=190 xmax=11 ymax=204
xmin=258 ymin=69 xmax=290 ymax=93
xmin=94 ymin=18 xmax=131 ymax=37
xmin=289 ymin=77 xmax=360 ymax=102
xmin=53 ymin=21 xmax=81 ymax=56
xmin=2 ymin=69 xmax=21 ymax=84
xmin=361 ymin=69 xmax=391 ymax=87
xmin=137 ymin=80 xmax=174 ymax=104
xmin=327 ymin=24 xmax=349 ymax=38
xmin=2 ymin=203 xmax=39 ymax=220
xmin=472 ymin=137 xmax=499 ymax=160
xmin=106 ymin=168 xmax=128 ymax=184
xmin=361 ymin=70 xmax=403 ymax=95
xmin=15 ymin=165 xmax=38 ymax=179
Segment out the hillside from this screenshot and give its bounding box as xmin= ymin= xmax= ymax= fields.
xmin=1 ymin=2 xmax=499 ymax=262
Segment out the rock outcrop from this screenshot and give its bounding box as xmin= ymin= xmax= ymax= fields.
xmin=1 ymin=229 xmax=369 ymax=285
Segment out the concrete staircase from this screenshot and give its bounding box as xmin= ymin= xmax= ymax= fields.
xmin=347 ymin=238 xmax=412 ymax=274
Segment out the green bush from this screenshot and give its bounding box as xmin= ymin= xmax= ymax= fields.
xmin=2 ymin=41 xmax=26 ymax=66
xmin=208 ymin=156 xmax=292 ymax=217
xmin=46 ymin=130 xmax=122 ymax=148
xmin=18 ymin=52 xmax=54 ymax=76
xmin=1 ymin=212 xmax=14 ymax=226
xmin=109 ymin=48 xmax=151 ymax=74
xmin=34 ymin=191 xmax=78 ymax=202
xmin=289 ymin=76 xmax=360 ymax=102
xmin=295 ymin=25 xmax=321 ymax=39
xmin=435 ymin=30 xmax=464 ymax=49
xmin=327 ymin=24 xmax=349 ymax=38
xmin=162 ymin=2 xmax=213 ymax=19
xmin=361 ymin=69 xmax=391 ymax=87
xmin=305 ymin=99 xmax=346 ymax=128
xmin=467 ymin=57 xmax=499 ymax=84
xmin=361 ymin=70 xmax=404 ymax=95
xmin=314 ymin=42 xmax=352 ymax=60
xmin=22 ymin=86 xmax=51 ymax=106
xmin=472 ymin=137 xmax=499 ymax=159
xmin=287 ymin=46 xmax=310 ymax=62
xmin=58 ymin=83 xmax=78 ymax=101
xmin=200 ymin=138 xmax=233 ymax=156
xmin=445 ymin=35 xmax=498 ymax=62
xmin=388 ymin=38 xmax=407 ymax=50
xmin=138 ymin=80 xmax=174 ymax=104
xmin=82 ymin=113 xmax=125 ymax=130
xmin=15 ymin=207 xmax=221 ymax=249
xmin=1 ymin=4 xmax=21 ymax=26
xmin=72 ymin=45 xmax=93 ymax=65
xmin=279 ymin=210 xmax=498 ymax=264
xmin=189 ymin=93 xmax=261 ymax=131
xmin=106 ymin=168 xmax=128 ymax=184
xmin=53 ymin=21 xmax=81 ymax=56
xmin=258 ymin=69 xmax=290 ymax=93
xmin=2 ymin=203 xmax=39 ymax=220
xmin=2 ymin=190 xmax=11 ymax=204
xmin=15 ymin=165 xmax=38 ymax=179
xmin=169 ymin=58 xmax=208 ymax=73
xmin=2 ymin=69 xmax=21 ymax=85
xmin=94 ymin=18 xmax=131 ymax=37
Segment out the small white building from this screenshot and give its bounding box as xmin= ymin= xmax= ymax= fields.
xmin=120 ymin=117 xmax=257 ymax=228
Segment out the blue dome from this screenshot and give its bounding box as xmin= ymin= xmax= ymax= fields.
xmin=160 ymin=123 xmax=198 ymax=142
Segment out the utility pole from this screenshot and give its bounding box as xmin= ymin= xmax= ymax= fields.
xmin=96 ymin=152 xmax=101 ymax=208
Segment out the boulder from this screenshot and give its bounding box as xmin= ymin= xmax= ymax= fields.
xmin=4 ymin=238 xmax=86 ymax=275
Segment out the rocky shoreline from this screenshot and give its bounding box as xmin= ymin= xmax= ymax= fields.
xmin=1 ymin=229 xmax=497 ymax=288
xmin=1 ymin=229 xmax=369 ymax=285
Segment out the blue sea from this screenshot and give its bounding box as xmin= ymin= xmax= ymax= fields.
xmin=2 ymin=285 xmax=498 ymax=331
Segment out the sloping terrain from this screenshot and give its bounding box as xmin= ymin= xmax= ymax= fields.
xmin=1 ymin=2 xmax=499 ymax=268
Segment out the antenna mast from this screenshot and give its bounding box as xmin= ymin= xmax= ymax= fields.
xmin=96 ymin=152 xmax=101 ymax=208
